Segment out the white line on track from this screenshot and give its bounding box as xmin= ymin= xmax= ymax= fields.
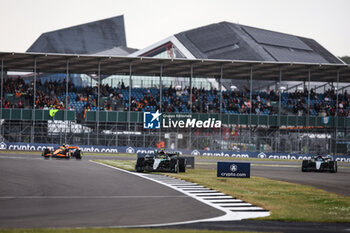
xmin=219 ymin=203 xmax=252 ymax=206
xmin=91 ymin=160 xmax=270 ymax=228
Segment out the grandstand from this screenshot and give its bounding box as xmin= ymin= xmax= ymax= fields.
xmin=1 ymin=17 xmax=350 ymax=155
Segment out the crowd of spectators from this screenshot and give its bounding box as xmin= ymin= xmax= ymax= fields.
xmin=1 ymin=77 xmax=75 ymax=110
xmin=2 ymin=77 xmax=350 ymax=117
xmin=284 ymin=88 xmax=350 ymax=117
xmin=123 ymin=85 xmax=278 ymax=114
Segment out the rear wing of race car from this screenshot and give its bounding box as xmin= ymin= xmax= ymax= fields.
xmin=137 ymin=153 xmax=154 ymax=158
xmin=166 ymin=152 xmax=179 ymax=156
xmin=137 ymin=151 xmax=180 ymax=158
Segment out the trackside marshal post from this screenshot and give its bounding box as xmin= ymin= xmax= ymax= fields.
xmin=217 ymin=162 xmax=250 ymax=178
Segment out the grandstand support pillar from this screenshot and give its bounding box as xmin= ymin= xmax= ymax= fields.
xmin=190 ymin=64 xmax=193 ymax=111
xmin=249 ymin=66 xmax=253 ymax=147
xmin=189 ymin=64 xmax=193 ymax=150
xmin=219 ymin=63 xmax=223 ymax=150
xmin=160 ymin=63 xmax=163 ymax=112
xmin=97 ymin=60 xmax=101 ymax=145
xmin=143 ymin=128 xmax=146 ymax=147
xmin=277 ymin=67 xmax=283 ymax=153
xmin=0 ymin=58 xmax=3 ymax=136
xmin=31 ymin=57 xmax=37 ymax=143
xmin=65 ymin=59 xmax=69 ymax=144
xmin=128 ymin=62 xmax=132 ymax=146
xmin=159 ymin=63 xmax=163 ymax=144
xmin=335 ymin=69 xmax=340 ymax=155
xmin=307 ymin=68 xmax=311 ymax=154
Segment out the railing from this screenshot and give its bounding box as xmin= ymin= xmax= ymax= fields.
xmin=0 ymin=109 xmax=76 ymax=121
xmin=0 ymin=109 xmax=348 ymax=154
xmin=1 ymin=108 xmax=349 ymax=128
xmin=85 ymin=111 xmax=350 ymax=128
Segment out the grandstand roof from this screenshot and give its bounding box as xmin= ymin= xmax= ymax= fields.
xmin=92 ymin=46 xmax=138 ymax=56
xmin=132 ymin=22 xmax=344 ymax=65
xmin=1 ymin=52 xmax=349 ymax=82
xmin=27 ymin=15 xmax=128 ymax=55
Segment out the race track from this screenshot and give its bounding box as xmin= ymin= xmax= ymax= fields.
xmin=0 ymin=152 xmax=349 ymax=232
xmin=0 ymin=153 xmax=222 ymax=228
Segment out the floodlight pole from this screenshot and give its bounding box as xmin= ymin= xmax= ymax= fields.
xmin=65 ymin=58 xmax=69 ymax=144
xmin=220 ymin=63 xmax=223 ymax=150
xmin=159 ymin=63 xmax=163 ymax=144
xmin=31 ymin=57 xmax=37 ymax=143
xmin=97 ymin=60 xmax=101 ymax=145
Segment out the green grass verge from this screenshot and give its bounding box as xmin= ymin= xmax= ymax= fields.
xmin=196 ymin=162 xmax=299 ymax=168
xmin=195 ymin=155 xmax=303 ymax=162
xmin=0 ymin=229 xmax=264 ymax=233
xmin=196 ymin=162 xmax=350 ymax=169
xmin=83 ymin=153 xmax=136 ymax=157
xmin=95 ymin=160 xmax=350 ymax=223
xmin=0 ymin=150 xmax=39 ymax=154
xmin=96 ymin=159 xmax=136 ymax=170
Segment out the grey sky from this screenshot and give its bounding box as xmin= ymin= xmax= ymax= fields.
xmin=0 ymin=0 xmax=349 ymax=56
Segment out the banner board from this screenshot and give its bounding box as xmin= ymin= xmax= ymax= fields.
xmin=1 ymin=142 xmax=349 ymax=163
xmin=217 ymin=162 xmax=250 ymax=178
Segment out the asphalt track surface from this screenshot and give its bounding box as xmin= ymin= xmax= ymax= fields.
xmin=0 ymin=152 xmax=350 ymax=232
xmin=0 ymin=153 xmax=222 ymax=228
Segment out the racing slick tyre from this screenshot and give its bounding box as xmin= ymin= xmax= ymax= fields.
xmin=170 ymin=159 xmax=179 ymax=173
xmin=135 ymin=158 xmax=144 ymax=172
xmin=173 ymin=161 xmax=179 ymax=173
xmin=43 ymin=149 xmax=51 ymax=159
xmin=301 ymin=160 xmax=309 ymax=172
xmin=42 ymin=149 xmax=49 ymax=156
xmin=178 ymin=158 xmax=186 ymax=173
xmin=74 ymin=150 xmax=82 ymax=160
xmin=135 ymin=166 xmax=144 ymax=173
xmin=329 ymin=161 xmax=338 ymax=173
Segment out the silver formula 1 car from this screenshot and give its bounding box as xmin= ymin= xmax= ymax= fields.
xmin=301 ymin=155 xmax=337 ymax=173
xmin=135 ymin=149 xmax=186 ymax=173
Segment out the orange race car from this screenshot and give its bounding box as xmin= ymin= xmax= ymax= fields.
xmin=42 ymin=144 xmax=82 ymax=160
